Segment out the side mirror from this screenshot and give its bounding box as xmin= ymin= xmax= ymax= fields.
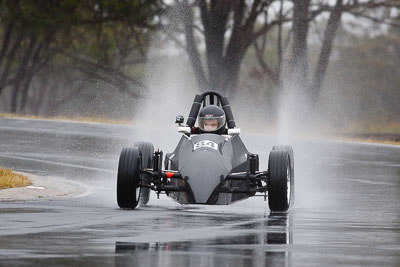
xmin=175 ymin=115 xmax=184 ymax=125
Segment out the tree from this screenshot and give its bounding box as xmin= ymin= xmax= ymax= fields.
xmin=309 ymin=0 xmax=343 ymax=103
xmin=253 ymin=0 xmax=399 ymax=106
xmin=0 ymin=0 xmax=80 ymax=112
xmin=172 ymin=0 xmax=286 ymax=97
xmin=308 ymin=0 xmax=399 ymax=103
xmin=286 ymin=0 xmax=311 ymax=92
xmin=0 ymin=0 xmax=163 ymax=114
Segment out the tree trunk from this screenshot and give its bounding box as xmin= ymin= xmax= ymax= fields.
xmin=36 ymin=82 xmax=52 ymax=115
xmin=310 ymin=0 xmax=344 ymax=103
xmin=286 ymin=0 xmax=311 ymax=91
xmin=20 ymin=40 xmax=45 ymax=113
xmin=222 ymin=51 xmax=246 ymax=98
xmin=10 ymin=35 xmax=37 ymax=113
xmin=180 ymin=0 xmax=208 ymax=91
xmin=0 ymin=32 xmax=23 ymax=95
xmin=254 ymin=40 xmax=280 ymax=87
xmin=181 ymin=0 xmax=274 ymax=97
xmin=200 ymin=0 xmax=232 ymax=93
xmin=277 ymin=0 xmax=284 ymax=89
xmin=19 ymin=73 xmax=34 ymax=113
xmin=0 ymin=21 xmax=14 ymax=66
xmin=31 ymin=76 xmax=48 ymax=115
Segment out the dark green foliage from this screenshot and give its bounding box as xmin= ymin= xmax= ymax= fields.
xmin=0 ymin=0 xmax=163 ymax=115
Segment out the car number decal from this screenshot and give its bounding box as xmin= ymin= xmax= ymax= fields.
xmin=193 ymin=140 xmax=218 ymax=151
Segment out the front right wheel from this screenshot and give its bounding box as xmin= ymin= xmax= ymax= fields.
xmin=268 ymin=149 xmax=293 ymax=212
xmin=117 ymin=147 xmax=142 ymax=209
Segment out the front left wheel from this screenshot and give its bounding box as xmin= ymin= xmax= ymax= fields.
xmin=117 ymin=147 xmax=142 ymax=209
xmin=134 ymin=141 xmax=154 ymax=206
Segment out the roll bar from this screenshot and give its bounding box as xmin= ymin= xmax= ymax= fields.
xmin=186 ymin=91 xmax=236 ymax=129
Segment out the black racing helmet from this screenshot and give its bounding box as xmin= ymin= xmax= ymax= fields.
xmin=198 ymin=105 xmax=226 ymax=133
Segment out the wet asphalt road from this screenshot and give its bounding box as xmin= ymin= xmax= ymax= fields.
xmin=0 ymin=117 xmax=400 ymax=266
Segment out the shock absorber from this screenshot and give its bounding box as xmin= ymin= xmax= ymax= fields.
xmin=249 ymin=154 xmax=257 ymax=175
xmin=153 ymin=149 xmax=163 ymax=198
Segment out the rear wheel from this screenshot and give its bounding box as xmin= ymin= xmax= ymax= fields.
xmin=134 ymin=141 xmax=154 ymax=206
xmin=117 ymin=147 xmax=142 ymax=209
xmin=268 ymin=149 xmax=293 ymax=212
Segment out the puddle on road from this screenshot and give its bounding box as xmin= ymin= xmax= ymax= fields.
xmin=114 ymin=213 xmax=292 ymax=266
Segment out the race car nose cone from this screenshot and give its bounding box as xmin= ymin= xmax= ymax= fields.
xmin=179 ymin=150 xmax=229 ymax=204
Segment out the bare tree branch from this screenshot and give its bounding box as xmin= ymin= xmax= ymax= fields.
xmin=254 ymin=41 xmax=279 ymax=86
xmin=243 ymin=0 xmax=263 ymax=31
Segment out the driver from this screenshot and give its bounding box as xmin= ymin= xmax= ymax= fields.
xmin=193 ymin=105 xmax=226 ymax=134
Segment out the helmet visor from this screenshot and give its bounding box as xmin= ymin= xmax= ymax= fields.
xmin=198 ymin=115 xmax=225 ymax=132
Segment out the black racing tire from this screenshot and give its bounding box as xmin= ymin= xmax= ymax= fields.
xmin=134 ymin=141 xmax=154 ymax=206
xmin=273 ymin=145 xmax=294 ymax=170
xmin=272 ymin=145 xmax=295 ymax=206
xmin=268 ymin=149 xmax=293 ymax=212
xmin=117 ymin=147 xmax=142 ymax=209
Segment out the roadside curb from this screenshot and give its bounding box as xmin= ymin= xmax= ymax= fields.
xmin=0 ymin=172 xmax=86 ymax=201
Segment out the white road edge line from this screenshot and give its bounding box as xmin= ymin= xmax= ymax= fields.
xmin=0 ymin=154 xmax=115 ymax=174
xmin=354 ymin=179 xmax=389 ymax=185
xmin=26 ymin=186 xmax=46 ymax=190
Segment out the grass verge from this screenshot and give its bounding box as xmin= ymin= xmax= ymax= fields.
xmin=0 ymin=113 xmax=399 ymax=145
xmin=314 ymin=121 xmax=400 ymax=146
xmin=330 ymin=136 xmax=400 ymax=146
xmin=0 ymin=167 xmax=31 ymax=189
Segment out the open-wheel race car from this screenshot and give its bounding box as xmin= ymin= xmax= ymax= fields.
xmin=117 ymin=91 xmax=294 ymax=212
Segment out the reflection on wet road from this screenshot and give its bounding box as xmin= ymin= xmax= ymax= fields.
xmin=0 ymin=118 xmax=400 ymax=266
xmin=115 ymin=213 xmax=292 ymax=267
